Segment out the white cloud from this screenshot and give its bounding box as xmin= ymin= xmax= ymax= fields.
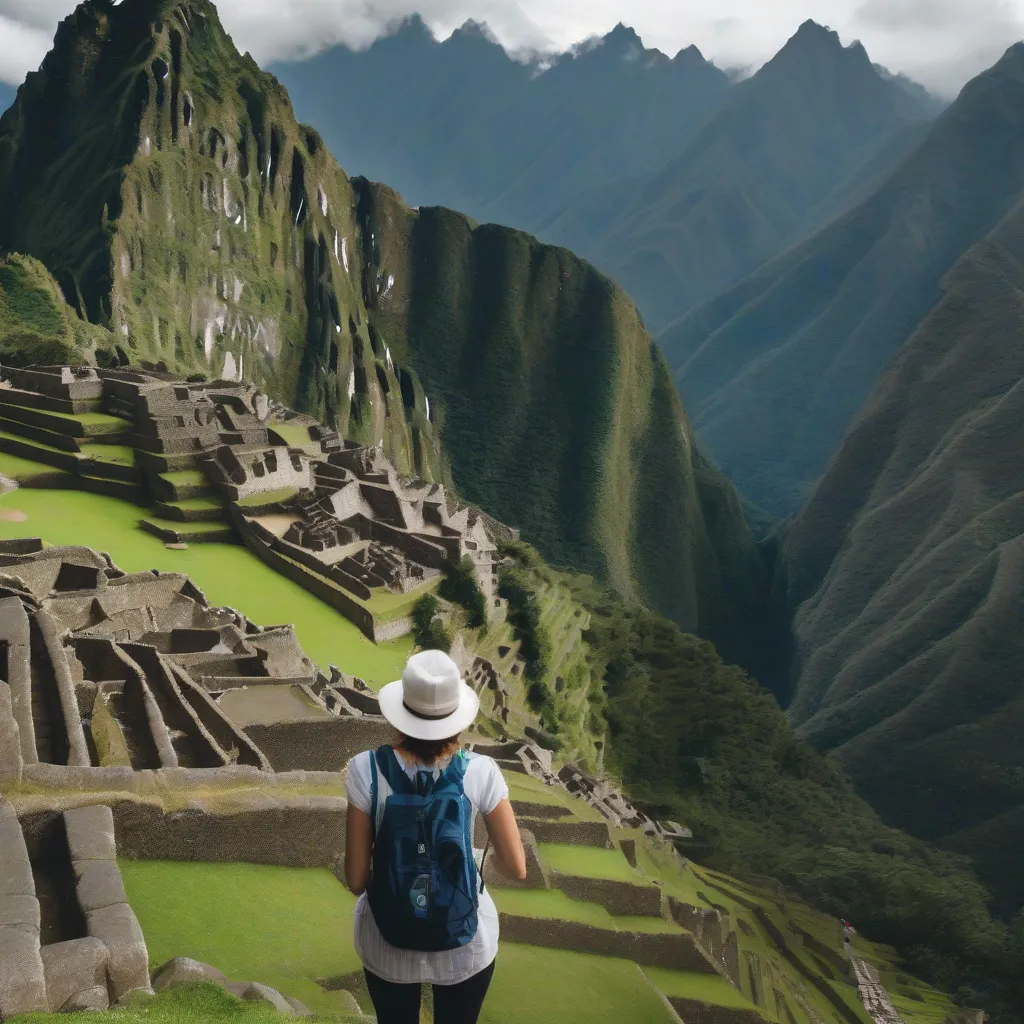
xmin=0 ymin=0 xmax=1022 ymax=96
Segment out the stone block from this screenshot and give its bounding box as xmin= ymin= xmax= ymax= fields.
xmin=112 ymin=986 xmax=157 ymax=1007
xmin=86 ymin=903 xmax=150 ymax=999
xmin=73 ymin=859 xmax=129 ymax=913
xmin=240 ymin=982 xmax=294 ymax=1013
xmin=0 ymin=923 xmax=48 ymax=1017
xmin=0 ymin=800 xmax=33 ymax=898
xmin=61 ymin=985 xmax=110 ymax=1012
xmin=286 ymin=996 xmax=314 ymax=1016
xmin=0 ymin=894 xmax=40 ymax=928
xmin=484 ymin=827 xmax=546 ymax=890
xmin=151 ymin=957 xmax=227 ymax=991
xmin=64 ymin=804 xmax=117 ymax=861
xmin=40 ymin=937 xmax=108 ymax=1013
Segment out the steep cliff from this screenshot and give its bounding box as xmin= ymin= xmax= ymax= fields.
xmin=0 ymin=0 xmax=768 ymax=665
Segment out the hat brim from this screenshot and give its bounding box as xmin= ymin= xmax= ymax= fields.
xmin=376 ymin=678 xmax=480 ymax=740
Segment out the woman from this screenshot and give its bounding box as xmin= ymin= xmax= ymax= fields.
xmin=345 ymin=649 xmax=528 ymax=1024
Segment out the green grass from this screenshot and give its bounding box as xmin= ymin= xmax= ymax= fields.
xmin=161 ymin=470 xmax=208 ymax=487
xmin=358 ymin=578 xmax=440 ymax=622
xmin=165 ymin=495 xmax=225 ymax=511
xmin=8 ymin=982 xmax=364 ymax=1024
xmin=493 ymin=888 xmax=615 ymax=928
xmin=537 ymin=843 xmax=643 ymax=883
xmin=78 ymin=443 xmax=136 ymax=465
xmin=0 ymin=427 xmax=69 ymax=456
xmin=0 ymin=451 xmax=67 ymax=482
xmin=0 ymin=487 xmax=412 ymax=684
xmin=236 ymin=487 xmax=298 ymax=508
xmin=612 ymin=915 xmax=683 ymax=934
xmin=118 ymin=861 xmax=360 ymax=1016
xmin=483 ymin=944 xmax=678 ymax=1024
xmin=269 ymin=423 xmax=314 ymax=446
xmin=643 ymin=967 xmax=762 ymax=1008
xmin=141 ymin=517 xmax=234 ymax=536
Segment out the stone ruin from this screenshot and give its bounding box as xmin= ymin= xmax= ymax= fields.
xmin=0 ymin=364 xmax=508 ymax=643
xmin=557 ymin=762 xmax=694 ymax=840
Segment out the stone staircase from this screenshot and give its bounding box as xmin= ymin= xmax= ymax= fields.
xmin=852 ymin=956 xmax=905 ymax=1024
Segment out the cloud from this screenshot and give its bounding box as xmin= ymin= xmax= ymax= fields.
xmin=852 ymin=0 xmax=1024 ymax=94
xmin=0 ymin=0 xmax=1022 ymax=96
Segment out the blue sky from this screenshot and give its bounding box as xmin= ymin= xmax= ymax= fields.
xmin=1 ymin=0 xmax=1021 ymax=96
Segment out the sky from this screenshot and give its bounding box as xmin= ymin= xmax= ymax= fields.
xmin=0 ymin=0 xmax=1022 ymax=97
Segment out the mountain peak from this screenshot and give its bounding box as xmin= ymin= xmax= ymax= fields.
xmin=788 ymin=19 xmax=844 ymax=54
xmin=672 ymin=43 xmax=709 ymax=67
xmin=605 ymin=22 xmax=643 ymax=47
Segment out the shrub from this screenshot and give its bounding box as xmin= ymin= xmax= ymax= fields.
xmin=412 ymin=593 xmax=452 ymax=652
xmin=439 ymin=555 xmax=486 ymax=628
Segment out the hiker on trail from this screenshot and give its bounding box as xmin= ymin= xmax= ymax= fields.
xmin=345 ymin=650 xmax=528 ymax=1024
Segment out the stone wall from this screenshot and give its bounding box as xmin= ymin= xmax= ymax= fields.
xmin=243 ymin=716 xmax=393 ymax=773
xmin=235 ymin=513 xmax=376 ymax=639
xmin=550 ymin=871 xmax=663 ymax=917
xmin=668 ymin=998 xmax=767 ymax=1024
xmin=110 ymin=799 xmax=345 ymax=868
xmin=373 ymin=615 xmax=413 ymax=644
xmin=498 ymin=914 xmax=720 ymax=972
xmin=516 ymin=817 xmax=611 ymax=848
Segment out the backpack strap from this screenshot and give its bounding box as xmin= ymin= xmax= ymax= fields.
xmin=369 ymin=748 xmax=379 ymax=840
xmin=374 ymin=745 xmax=420 ymax=794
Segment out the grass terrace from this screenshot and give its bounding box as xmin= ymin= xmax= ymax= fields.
xmin=0 ymin=486 xmax=412 ymax=684
xmin=119 ymin=861 xmax=361 ymax=1016
xmin=644 ymin=967 xmax=766 ymax=1009
xmin=537 ymin=843 xmax=644 ymax=883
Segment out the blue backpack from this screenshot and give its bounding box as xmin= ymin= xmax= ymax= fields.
xmin=368 ymin=745 xmax=486 ymax=951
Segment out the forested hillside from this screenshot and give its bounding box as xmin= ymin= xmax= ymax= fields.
xmin=778 ymin=198 xmax=1024 ymax=915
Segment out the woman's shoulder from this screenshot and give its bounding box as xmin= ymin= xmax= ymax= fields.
xmin=345 ymin=748 xmax=376 ymax=776
xmin=464 ymin=751 xmax=500 ymax=773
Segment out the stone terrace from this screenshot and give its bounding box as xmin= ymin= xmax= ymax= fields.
xmin=0 ymin=365 xmax=507 ymax=642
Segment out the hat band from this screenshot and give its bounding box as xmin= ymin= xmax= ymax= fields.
xmin=402 ymin=699 xmax=460 ymax=721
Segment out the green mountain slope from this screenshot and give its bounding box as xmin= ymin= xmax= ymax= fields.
xmin=552 ymin=20 xmax=936 ymax=330
xmin=661 ymin=42 xmax=1024 ymax=516
xmin=0 ymin=252 xmax=111 ymax=363
xmin=0 ymin=0 xmax=767 ymax=667
xmin=353 ymin=181 xmax=772 ymax=669
xmin=777 ymin=201 xmax=1024 ymax=912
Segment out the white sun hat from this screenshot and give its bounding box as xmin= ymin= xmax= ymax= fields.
xmin=377 ymin=649 xmax=480 ymax=740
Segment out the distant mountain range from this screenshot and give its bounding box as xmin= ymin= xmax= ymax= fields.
xmin=272 ymin=19 xmax=941 ymax=333
xmin=0 ymin=83 xmax=14 ymax=115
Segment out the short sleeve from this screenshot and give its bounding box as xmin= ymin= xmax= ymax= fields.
xmin=344 ymin=751 xmax=373 ymax=814
xmin=467 ymin=755 xmax=509 ymax=815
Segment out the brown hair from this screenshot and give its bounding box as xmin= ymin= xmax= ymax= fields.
xmin=395 ymin=731 xmax=462 ymax=765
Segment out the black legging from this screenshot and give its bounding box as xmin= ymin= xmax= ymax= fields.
xmin=363 ymin=959 xmax=496 ymax=1024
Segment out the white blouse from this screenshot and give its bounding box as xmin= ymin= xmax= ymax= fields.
xmin=344 ymin=749 xmax=509 ymax=985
